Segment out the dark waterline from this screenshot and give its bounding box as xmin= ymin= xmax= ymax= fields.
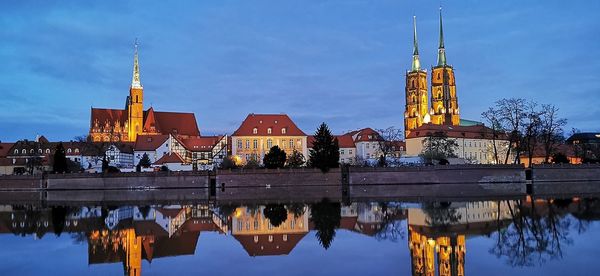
xmin=1 ymin=195 xmax=599 ymax=276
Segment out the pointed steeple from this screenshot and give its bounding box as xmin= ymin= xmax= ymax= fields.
xmin=131 ymin=39 xmax=142 ymax=89
xmin=436 ymin=7 xmax=447 ymax=67
xmin=411 ymin=16 xmax=421 ymax=71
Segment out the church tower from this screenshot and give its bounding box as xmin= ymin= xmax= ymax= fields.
xmin=430 ymin=8 xmax=460 ymax=126
xmin=404 ymin=16 xmax=429 ymax=137
xmin=127 ymin=41 xmax=144 ymax=142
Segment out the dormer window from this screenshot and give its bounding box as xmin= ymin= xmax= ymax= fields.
xmin=14 ymin=149 xmax=18 ymax=154
xmin=253 ymin=128 xmax=258 ymax=134
xmin=46 ymin=149 xmax=50 ymax=154
xmin=38 ymin=149 xmax=42 ymax=154
xmin=67 ymin=149 xmax=72 ymax=153
xmin=281 ymin=128 xmax=286 ymax=134
xmin=75 ymin=148 xmax=79 ymax=153
xmin=30 ymin=149 xmax=34 ymax=154
xmin=267 ymin=128 xmax=272 ymax=134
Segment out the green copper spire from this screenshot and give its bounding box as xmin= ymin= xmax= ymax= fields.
xmin=436 ymin=7 xmax=447 ymax=67
xmin=411 ymin=16 xmax=421 ymax=71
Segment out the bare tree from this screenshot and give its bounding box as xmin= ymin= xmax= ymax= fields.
xmin=375 ymin=127 xmax=404 ymax=165
xmin=482 ymin=107 xmax=504 ymax=164
xmin=495 ymin=98 xmax=528 ymax=164
xmin=521 ymin=101 xmax=543 ymax=167
xmin=539 ymin=104 xmax=567 ymax=163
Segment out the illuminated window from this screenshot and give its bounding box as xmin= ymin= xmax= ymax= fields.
xmin=253 ymin=128 xmax=258 ymax=134
xmin=267 ymin=128 xmax=272 ymax=134
xmin=237 ymin=140 xmax=242 ymax=149
xmin=281 ymin=128 xmax=286 ymax=134
xmin=67 ymin=149 xmax=72 ymax=153
xmin=289 ymin=140 xmax=293 ymax=149
xmin=245 ymin=140 xmax=250 ymax=149
xmin=253 ymin=140 xmax=258 ymax=149
xmin=75 ymin=148 xmax=79 ymax=153
xmin=267 ymin=139 xmax=272 ymax=149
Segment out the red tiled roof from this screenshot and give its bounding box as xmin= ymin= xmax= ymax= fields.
xmin=351 ymin=128 xmax=383 ymax=142
xmin=90 ymin=108 xmax=127 ymax=126
xmin=154 ymin=152 xmax=184 ymax=165
xmin=406 ymin=123 xmax=506 ymax=140
xmin=181 ymin=136 xmax=223 ymax=152
xmin=0 ymin=143 xmax=14 ymax=157
xmin=134 ymin=135 xmax=170 ymax=151
xmin=336 ymin=134 xmax=355 ymax=148
xmin=232 ymin=114 xmax=306 ymax=137
xmin=155 ymin=207 xmax=184 ymax=218
xmin=152 ymin=111 xmax=200 ymax=137
xmin=233 ymin=233 xmax=307 ymax=256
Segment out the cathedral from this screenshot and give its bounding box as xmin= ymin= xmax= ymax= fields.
xmin=90 ymin=43 xmax=200 ymax=142
xmin=404 ymin=9 xmax=460 ymax=137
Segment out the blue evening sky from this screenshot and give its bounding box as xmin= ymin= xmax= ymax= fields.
xmin=0 ymin=1 xmax=598 ymax=141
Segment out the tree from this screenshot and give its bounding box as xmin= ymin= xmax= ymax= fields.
xmin=263 ymin=204 xmax=288 ymax=227
xmin=521 ymin=101 xmax=543 ymax=167
xmin=263 ymin=146 xmax=287 ymax=169
xmin=287 ymin=150 xmax=305 ymax=168
xmin=138 ymin=153 xmax=152 ymax=168
xmin=310 ymin=198 xmax=341 ymax=250
xmin=482 ymin=107 xmax=504 ymax=164
xmin=243 ymin=155 xmax=261 ymax=169
xmin=375 ymin=127 xmax=404 ymax=162
xmin=495 ymin=98 xmax=528 ymax=164
xmin=420 ymin=131 xmax=458 ymax=163
xmin=539 ymin=104 xmax=567 ymax=163
xmin=308 ymin=123 xmax=340 ymax=172
xmin=219 ymin=156 xmax=238 ymax=169
xmin=53 ymin=142 xmax=68 ymax=173
xmin=551 ymin=153 xmax=570 ymax=164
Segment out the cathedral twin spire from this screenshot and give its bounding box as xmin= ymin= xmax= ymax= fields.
xmin=411 ymin=7 xmax=447 ymax=70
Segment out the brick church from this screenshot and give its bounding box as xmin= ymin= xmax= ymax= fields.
xmin=89 ymin=43 xmax=200 ymax=142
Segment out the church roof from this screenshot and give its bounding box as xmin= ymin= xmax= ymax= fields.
xmin=406 ymin=123 xmax=506 ymax=140
xmin=232 ymin=114 xmax=306 ymax=137
xmin=90 ymin=108 xmax=128 ymax=125
xmin=147 ymin=110 xmax=200 ymax=137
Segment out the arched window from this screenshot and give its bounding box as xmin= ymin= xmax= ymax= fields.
xmin=14 ymin=149 xmax=18 ymax=154
xmin=253 ymin=128 xmax=258 ymax=134
xmin=38 ymin=149 xmax=42 ymax=154
xmin=67 ymin=149 xmax=72 ymax=153
xmin=30 ymin=149 xmax=34 ymax=154
xmin=75 ymin=148 xmax=79 ymax=153
xmin=45 ymin=149 xmax=50 ymax=154
xmin=267 ymin=128 xmax=272 ymax=134
xmin=281 ymin=128 xmax=286 ymax=134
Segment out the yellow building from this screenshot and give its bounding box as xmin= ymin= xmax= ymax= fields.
xmin=430 ymin=8 xmax=460 ymax=127
xmin=404 ymin=16 xmax=430 ymax=137
xmin=231 ymin=114 xmax=308 ymax=165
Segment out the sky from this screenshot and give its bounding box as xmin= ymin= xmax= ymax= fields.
xmin=0 ymin=0 xmax=599 ymax=142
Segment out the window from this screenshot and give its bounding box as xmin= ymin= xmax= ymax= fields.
xmin=283 ymin=234 xmax=288 ymax=242
xmin=67 ymin=149 xmax=72 ymax=153
xmin=366 ymin=153 xmax=370 ymax=159
xmin=237 ymin=140 xmax=242 ymax=149
xmin=253 ymin=128 xmax=258 ymax=134
xmin=254 ymin=236 xmax=259 ymax=243
xmin=45 ymin=149 xmax=50 ymax=154
xmin=30 ymin=149 xmax=34 ymax=154
xmin=340 ymin=149 xmax=345 ymax=155
xmin=366 ymin=143 xmax=370 ymax=149
xmin=267 ymin=139 xmax=272 ymax=149
xmin=281 ymin=128 xmax=286 ymax=134
xmin=253 ymin=139 xmax=258 ymax=149
xmin=349 ymin=150 xmax=353 ymax=155
xmin=281 ymin=139 xmax=286 ymax=148
xmin=245 ymin=140 xmax=250 ymax=149
xmin=268 ymin=235 xmax=273 ymax=242
xmin=75 ymin=148 xmax=79 ymax=153
xmin=14 ymin=149 xmax=18 ymax=154
xmin=289 ymin=140 xmax=294 ymax=149
xmin=38 ymin=149 xmax=42 ymax=154
xmin=267 ymin=128 xmax=272 ymax=134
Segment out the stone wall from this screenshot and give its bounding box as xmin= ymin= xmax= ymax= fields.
xmin=532 ymin=164 xmax=600 ymax=182
xmin=45 ymin=172 xmax=210 ymax=190
xmin=0 ymin=175 xmax=41 ymax=190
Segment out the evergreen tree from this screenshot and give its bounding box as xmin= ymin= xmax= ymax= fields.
xmin=138 ymin=153 xmax=152 ymax=168
xmin=53 ymin=142 xmax=68 ymax=173
xmin=310 ymin=198 xmax=341 ymax=250
xmin=308 ymin=123 xmax=340 ymax=172
xmin=263 ymin=204 xmax=288 ymax=227
xmin=287 ymin=150 xmax=306 ymax=168
xmin=263 ymin=146 xmax=287 ymax=169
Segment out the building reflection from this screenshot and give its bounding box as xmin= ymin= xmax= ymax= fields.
xmin=0 ymin=198 xmax=597 ymax=275
xmin=407 ymin=201 xmax=514 ymax=276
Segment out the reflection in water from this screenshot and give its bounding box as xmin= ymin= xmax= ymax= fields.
xmin=0 ymin=197 xmax=599 ymax=275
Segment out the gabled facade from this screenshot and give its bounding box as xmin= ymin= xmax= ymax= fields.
xmin=231 ymin=114 xmax=307 ymax=165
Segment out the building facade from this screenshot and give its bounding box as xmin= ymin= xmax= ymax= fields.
xmin=89 ymin=43 xmax=200 ymax=142
xmin=231 ymin=114 xmax=308 ymax=165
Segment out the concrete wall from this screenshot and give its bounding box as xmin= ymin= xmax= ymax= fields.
xmin=45 ymin=172 xmax=209 ymax=190
xmin=532 ymin=164 xmax=600 ymax=182
xmin=349 ymin=165 xmax=525 ymax=185
xmin=216 ymin=168 xmax=341 ymax=201
xmin=0 ymin=175 xmax=41 ymax=190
